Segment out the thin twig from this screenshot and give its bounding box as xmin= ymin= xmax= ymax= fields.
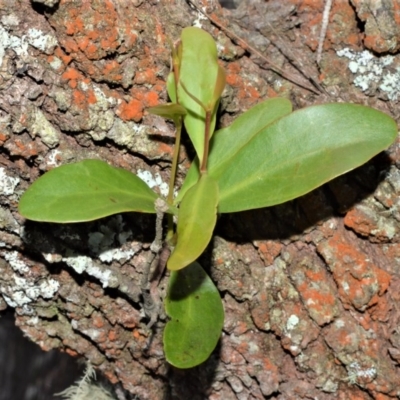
xmin=186 ymin=0 xmax=322 ymax=95
xmin=317 ymin=0 xmax=333 ymax=65
xmin=266 ymin=22 xmax=327 ymax=94
xmin=140 ymin=198 xmax=169 ymax=328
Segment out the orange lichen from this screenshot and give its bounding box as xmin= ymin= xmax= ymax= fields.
xmin=72 ymin=89 xmax=86 ymax=108
xmin=65 ymin=15 xmax=84 ymax=35
xmin=225 ymin=73 xmax=239 ymax=87
xmin=93 ymin=314 xmax=105 ymax=328
xmin=143 ymin=91 xmax=159 ymax=107
xmin=132 ymin=330 xmax=140 ymax=339
xmin=256 ymin=240 xmax=282 ymax=265
xmin=61 ymin=68 xmax=79 ymax=81
xmin=101 ymin=60 xmax=123 ymax=82
xmin=302 ymin=287 xmax=336 ymax=308
xmin=364 ymin=35 xmax=387 ymax=52
xmin=157 ymin=142 xmax=173 ymax=157
xmin=61 ymin=67 xmax=82 ymax=86
xmin=266 ymin=87 xmax=278 ymax=97
xmin=100 ymin=28 xmax=119 ymax=51
xmin=374 ymin=394 xmax=392 ymax=400
xmin=62 ymin=37 xmax=79 ymax=53
xmin=54 ymin=47 xmax=72 ymax=65
xmin=336 ymin=329 xmax=354 ymax=347
xmin=297 ymin=0 xmax=323 ymax=12
xmin=135 ymin=68 xmax=157 ymax=85
xmin=117 ymin=99 xmax=143 ymax=122
xmin=320 ymin=231 xmax=391 ymax=312
xmin=87 ymin=89 xmax=97 ymax=105
xmin=108 ymin=330 xmax=117 ymax=341
xmin=65 ymin=348 xmax=79 ymax=357
xmin=13 ymin=139 xmax=38 ymax=157
xmin=77 ymin=36 xmax=90 ymax=52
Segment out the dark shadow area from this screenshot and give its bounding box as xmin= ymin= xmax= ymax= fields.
xmin=0 ymin=309 xmax=82 ymax=400
xmin=22 ymin=212 xmax=156 ymax=259
xmin=218 ymin=0 xmax=237 ymax=9
xmin=30 ymin=0 xmax=60 ymax=15
xmin=166 ymin=349 xmax=222 ymax=400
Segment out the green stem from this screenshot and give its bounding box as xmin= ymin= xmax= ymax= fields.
xmin=167 ymin=118 xmax=182 ymax=205
xmin=166 ymin=50 xmax=183 ymax=241
xmin=200 ymin=110 xmax=211 ymax=174
xmin=166 ymin=118 xmax=181 ymax=242
xmin=179 ymin=81 xmax=213 ymax=173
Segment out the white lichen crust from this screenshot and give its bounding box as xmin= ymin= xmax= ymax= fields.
xmin=1 ymin=250 xmax=60 ymax=313
xmin=337 ymin=48 xmax=400 ymax=100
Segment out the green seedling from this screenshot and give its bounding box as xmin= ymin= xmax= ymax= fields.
xmin=19 ymin=26 xmax=397 ymax=369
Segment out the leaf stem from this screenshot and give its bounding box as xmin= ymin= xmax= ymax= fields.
xmin=179 ymin=80 xmax=212 ymax=173
xmin=167 ymin=118 xmax=182 ymax=207
xmin=200 ymin=110 xmax=211 ymax=174
xmin=166 ymin=47 xmax=183 ymax=240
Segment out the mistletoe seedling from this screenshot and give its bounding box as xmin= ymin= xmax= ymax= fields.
xmin=19 ymin=27 xmax=397 ymax=369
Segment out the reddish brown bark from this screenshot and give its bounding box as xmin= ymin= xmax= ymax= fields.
xmin=1 ymin=0 xmax=400 ymax=399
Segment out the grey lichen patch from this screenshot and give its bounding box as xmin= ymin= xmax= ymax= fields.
xmin=0 ymin=251 xmax=60 ymax=312
xmin=0 ymin=207 xmax=20 ymax=234
xmin=107 ymin=118 xmax=138 ymax=147
xmin=1 ymin=13 xmax=20 ymax=28
xmin=345 ymin=361 xmax=377 ymax=385
xmin=24 ymin=28 xmax=58 ymax=55
xmin=107 ymin=118 xmax=166 ymax=160
xmin=85 ymin=86 xmax=116 ymax=141
xmin=92 ymin=110 xmax=114 ymax=139
xmin=27 ymin=106 xmax=60 ymax=148
xmin=337 ymin=48 xmax=400 ymax=100
xmin=0 ymin=25 xmax=29 ymax=66
xmin=136 ymin=169 xmax=170 ymax=197
xmin=347 ymin=197 xmax=399 ymax=242
xmin=62 ymin=254 xmax=119 ymax=289
xmin=53 ymin=82 xmax=117 ymax=141
xmin=50 ymin=86 xmax=72 ymax=112
xmin=0 ymin=167 xmax=20 ymax=197
xmin=0 ymin=25 xmax=57 ymax=69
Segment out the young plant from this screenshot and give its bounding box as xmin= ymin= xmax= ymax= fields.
xmin=19 ymin=27 xmax=397 ymax=369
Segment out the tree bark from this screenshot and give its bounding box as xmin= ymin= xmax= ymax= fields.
xmin=1 ymin=0 xmax=400 ymax=399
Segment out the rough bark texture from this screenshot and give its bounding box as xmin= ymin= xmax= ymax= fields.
xmin=1 ymin=0 xmax=400 ymax=399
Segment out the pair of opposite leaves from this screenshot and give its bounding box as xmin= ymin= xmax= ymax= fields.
xmin=19 ymin=27 xmax=398 ymax=273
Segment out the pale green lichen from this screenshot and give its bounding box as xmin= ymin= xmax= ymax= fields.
xmin=28 ymin=107 xmax=60 ymax=148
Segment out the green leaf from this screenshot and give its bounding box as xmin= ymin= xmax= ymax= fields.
xmin=175 ymin=97 xmax=293 ymax=203
xmin=213 ymin=103 xmax=398 ymax=213
xmin=19 ymin=159 xmax=159 ymax=222
xmin=167 ymin=71 xmax=177 ymax=103
xmin=164 ymin=261 xmax=224 ymax=369
xmin=177 ymin=27 xmax=225 ymax=162
xmin=168 ymin=174 xmax=218 ymax=271
xmin=147 ymin=103 xmax=187 ymax=118
xmin=213 ymin=65 xmax=226 ymax=105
